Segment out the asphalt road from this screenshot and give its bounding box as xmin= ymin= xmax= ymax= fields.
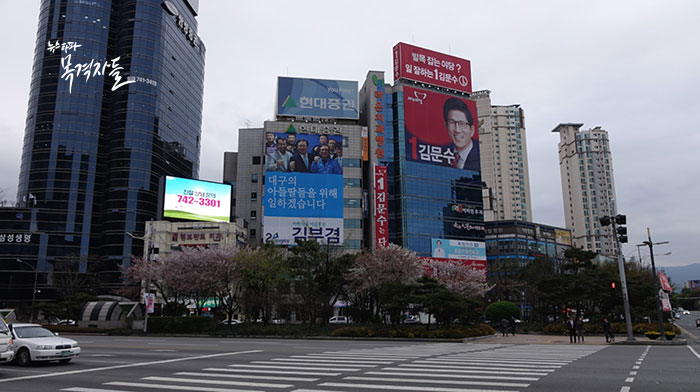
xmin=0 ymin=320 xmax=698 ymax=392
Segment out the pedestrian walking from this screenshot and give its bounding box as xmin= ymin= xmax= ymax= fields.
xmin=500 ymin=318 xmax=509 ymax=337
xmin=509 ymin=316 xmax=517 ymax=336
xmin=603 ymin=317 xmax=615 ymax=343
xmin=567 ymin=317 xmax=576 ymax=344
xmin=576 ymin=316 xmax=585 ymax=343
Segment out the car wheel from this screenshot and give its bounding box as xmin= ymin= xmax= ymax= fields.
xmin=15 ymin=348 xmax=31 ymax=366
xmin=59 ymin=359 xmax=72 ymax=364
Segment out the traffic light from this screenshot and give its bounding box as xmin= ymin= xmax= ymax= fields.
xmin=599 ymin=216 xmax=611 ymax=226
xmin=617 ymin=226 xmax=628 ymax=243
xmin=611 ymin=282 xmax=616 ymax=289
xmin=615 ymin=214 xmax=626 ymax=225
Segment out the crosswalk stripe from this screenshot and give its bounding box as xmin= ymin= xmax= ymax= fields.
xmin=343 ymin=376 xmax=530 ymax=388
xmin=365 ymin=370 xmax=539 ymax=381
xmin=412 ymin=361 xmax=557 ymax=371
xmin=388 ymin=366 xmax=548 ymax=376
xmin=284 ymin=356 xmax=394 ymax=364
xmin=433 ymin=358 xmax=566 ymax=366
xmin=105 ymin=381 xmax=262 ymax=392
xmin=424 ymin=359 xmax=561 ymax=368
xmin=444 ymin=357 xmax=571 ymax=364
xmin=142 ymin=376 xmax=290 ymax=388
xmin=319 ymin=382 xmax=519 ymax=392
xmin=202 ymin=367 xmax=341 ymax=376
xmin=252 ymin=360 xmax=377 ymax=368
xmin=228 ymin=364 xmax=361 ymax=371
xmin=175 ymin=371 xmax=318 ymax=382
xmin=62 ymin=388 xmax=132 ymax=392
xmin=292 ymin=355 xmax=409 ymax=361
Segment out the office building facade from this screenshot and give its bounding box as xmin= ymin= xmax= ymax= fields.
xmin=553 ymin=124 xmax=618 ymax=256
xmin=6 ymin=0 xmax=205 ymax=294
xmin=472 ymin=90 xmax=532 ymax=222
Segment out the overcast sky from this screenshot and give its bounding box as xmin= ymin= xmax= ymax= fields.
xmin=1 ymin=1 xmax=698 ymax=268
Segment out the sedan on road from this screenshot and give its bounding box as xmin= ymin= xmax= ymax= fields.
xmin=0 ymin=318 xmax=14 ymax=363
xmin=9 ymin=323 xmax=81 ymax=366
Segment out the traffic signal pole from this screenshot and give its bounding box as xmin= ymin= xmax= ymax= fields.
xmin=605 ymin=201 xmax=634 ymax=340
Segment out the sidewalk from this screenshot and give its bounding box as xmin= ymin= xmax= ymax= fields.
xmin=473 ymin=333 xmax=611 ymax=345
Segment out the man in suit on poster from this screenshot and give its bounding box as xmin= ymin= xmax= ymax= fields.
xmin=443 ymin=97 xmax=480 ymax=173
xmin=291 ymin=139 xmax=312 ymax=173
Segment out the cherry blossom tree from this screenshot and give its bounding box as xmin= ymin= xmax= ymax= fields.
xmin=428 ymin=261 xmax=493 ymax=298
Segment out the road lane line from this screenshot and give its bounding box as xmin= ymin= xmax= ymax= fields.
xmin=343 ymin=375 xmax=529 ymax=388
xmin=625 ymin=377 xmax=634 ymax=383
xmin=0 ymin=350 xmax=262 ymax=384
xmin=274 ymin=357 xmax=392 ymax=364
xmin=62 ymin=388 xmax=133 ymax=392
xmin=688 ymin=346 xmax=700 ymax=360
xmin=175 ymin=371 xmax=318 ymax=382
xmin=252 ymin=360 xmax=377 ymax=368
xmin=142 ymin=376 xmax=291 ymax=388
xmin=106 ymin=381 xmax=262 ymax=391
xmin=620 ymin=387 xmax=630 ymax=392
xmin=630 ymin=371 xmax=637 ymax=375
xmin=632 ymin=365 xmax=639 ymax=369
xmin=320 ymin=383 xmax=519 ymax=392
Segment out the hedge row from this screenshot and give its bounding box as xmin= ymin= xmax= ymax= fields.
xmin=542 ymin=322 xmax=681 ymax=335
xmin=148 ymin=316 xmax=217 ymax=333
xmin=331 ymin=324 xmax=496 ymax=339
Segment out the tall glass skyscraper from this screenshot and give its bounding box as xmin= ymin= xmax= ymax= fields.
xmin=14 ymin=0 xmax=205 ymax=287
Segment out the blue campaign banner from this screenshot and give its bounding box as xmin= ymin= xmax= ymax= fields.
xmin=277 ymin=77 xmax=358 ymax=119
xmin=263 ymin=172 xmax=343 ymax=218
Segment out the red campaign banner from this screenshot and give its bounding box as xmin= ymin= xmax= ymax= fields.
xmin=374 ymin=165 xmax=388 ymax=247
xmin=403 ymin=86 xmax=480 ymax=173
xmin=658 ymin=271 xmax=673 ymax=292
xmin=393 ymin=42 xmax=472 ymax=93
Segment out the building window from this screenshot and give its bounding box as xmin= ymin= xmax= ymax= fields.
xmin=251 ymin=192 xmax=257 ymax=201
xmin=344 ymin=219 xmax=362 ymax=228
xmin=250 ymin=229 xmax=256 ymax=237
xmin=250 ymin=210 xmax=257 ymax=219
xmin=252 ymin=156 xmax=261 ymax=165
xmin=343 ymin=198 xmax=361 ymax=207
xmin=343 ymin=178 xmax=361 ymax=188
xmin=251 ymin=174 xmax=258 ymax=183
xmin=344 ymin=239 xmax=362 ymax=249
xmin=343 ymin=158 xmax=361 ymax=168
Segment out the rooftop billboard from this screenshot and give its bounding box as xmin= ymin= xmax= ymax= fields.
xmin=162 ymin=176 xmax=232 ymax=222
xmin=276 ymin=77 xmax=359 ymax=119
xmin=393 ymin=42 xmax=472 ymax=93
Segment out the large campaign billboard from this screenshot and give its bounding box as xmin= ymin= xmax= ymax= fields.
xmin=403 ymin=86 xmax=480 ymax=174
xmin=162 ymin=176 xmax=232 ymax=222
xmin=263 ymin=131 xmax=344 ymax=245
xmin=393 ymin=42 xmax=472 ymax=93
xmin=276 ymin=77 xmax=358 ymax=119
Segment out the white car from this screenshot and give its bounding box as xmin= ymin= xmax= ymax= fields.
xmin=9 ymin=323 xmax=80 ymax=366
xmin=0 ymin=318 xmax=14 ymax=363
xmin=329 ymin=316 xmax=349 ymax=324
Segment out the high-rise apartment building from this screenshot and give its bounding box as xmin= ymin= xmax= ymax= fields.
xmin=473 ymin=90 xmax=531 ymax=222
xmin=8 ymin=0 xmax=205 ymax=289
xmin=553 ymin=123 xmax=617 ymax=256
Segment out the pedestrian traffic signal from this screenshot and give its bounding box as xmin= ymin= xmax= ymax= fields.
xmin=599 ymin=216 xmax=611 ymax=226
xmin=611 ymin=282 xmax=616 ymax=289
xmin=616 ymin=224 xmax=628 ymax=243
xmin=615 ymin=214 xmax=626 ymax=225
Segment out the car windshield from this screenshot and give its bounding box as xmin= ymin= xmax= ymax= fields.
xmin=0 ymin=320 xmax=8 ymax=333
xmin=14 ymin=326 xmax=55 ymax=338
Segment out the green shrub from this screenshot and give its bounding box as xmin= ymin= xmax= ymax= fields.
xmin=542 ymin=322 xmax=568 ymax=334
xmin=484 ymin=301 xmax=520 ymax=323
xmin=331 ymin=326 xmax=375 ymax=337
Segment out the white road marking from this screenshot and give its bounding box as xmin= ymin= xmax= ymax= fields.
xmin=175 ymin=371 xmax=318 ymax=382
xmin=203 ymin=367 xmax=340 ymax=376
xmin=632 ymin=366 xmax=639 ymax=369
xmin=106 ymin=381 xmax=262 ymax=391
xmin=142 ymin=376 xmax=291 ymax=388
xmin=0 ymin=350 xmax=262 ymax=384
xmin=625 ymin=377 xmax=634 ymax=383
xmin=343 ymin=375 xmax=529 ymax=388
xmin=688 ymin=346 xmax=700 ymax=360
xmin=365 ymin=370 xmax=538 ymax=381
xmin=62 ymin=388 xmax=132 ymax=392
xmin=252 ymin=360 xmax=376 ymax=368
xmin=621 ymin=387 xmax=631 ymax=392
xmin=629 ymin=371 xmax=637 ymax=375
xmin=320 ymin=383 xmax=519 ymax=392
xmin=228 ymin=364 xmax=360 ymax=371
xmin=275 ymin=357 xmax=392 ymax=364
xmin=393 ymin=364 xmax=549 ymax=376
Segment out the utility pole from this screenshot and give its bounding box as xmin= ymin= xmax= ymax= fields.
xmin=127 ymin=220 xmax=153 ymax=334
xmin=640 ymin=228 xmax=669 ymax=336
xmin=16 ymin=259 xmax=39 ymax=323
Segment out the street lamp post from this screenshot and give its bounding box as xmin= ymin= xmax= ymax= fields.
xmin=127 ymin=222 xmax=152 ymax=334
xmin=16 ymin=258 xmax=39 ymax=323
xmin=639 ymin=228 xmax=669 ymax=337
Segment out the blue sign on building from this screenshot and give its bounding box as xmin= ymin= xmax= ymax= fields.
xmin=276 ymin=77 xmax=358 ymax=119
